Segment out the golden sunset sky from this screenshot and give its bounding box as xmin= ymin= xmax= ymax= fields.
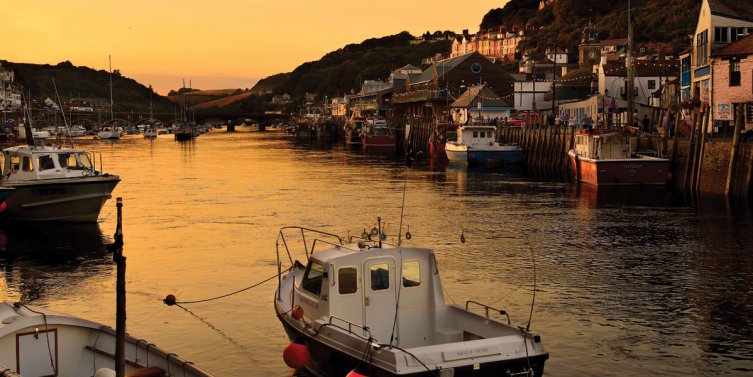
xmin=1 ymin=0 xmax=505 ymax=94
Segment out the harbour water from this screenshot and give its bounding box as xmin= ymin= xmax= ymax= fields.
xmin=1 ymin=129 xmax=752 ymax=376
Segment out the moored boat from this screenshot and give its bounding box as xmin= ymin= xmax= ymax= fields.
xmin=361 ymin=117 xmax=396 ymax=149
xmin=98 ymin=126 xmax=121 ymax=140
xmin=0 ymin=142 xmax=119 ymax=222
xmin=430 ymin=122 xmax=460 ymax=160
xmin=445 ymin=124 xmax=523 ymax=165
xmin=0 ymin=302 xmax=213 ymax=377
xmin=344 ymin=116 xmax=365 ymax=146
xmin=274 ymin=226 xmax=548 ymax=377
xmin=567 ymin=129 xmax=669 ymax=186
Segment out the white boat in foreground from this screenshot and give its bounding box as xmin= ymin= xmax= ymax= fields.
xmin=274 ymin=226 xmax=548 ymax=377
xmin=0 ymin=302 xmax=213 ymax=377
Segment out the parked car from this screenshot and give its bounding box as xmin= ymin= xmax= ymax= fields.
xmin=508 ymin=112 xmax=541 ymax=127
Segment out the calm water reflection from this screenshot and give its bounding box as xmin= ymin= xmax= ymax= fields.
xmin=1 ymin=129 xmax=752 ymax=376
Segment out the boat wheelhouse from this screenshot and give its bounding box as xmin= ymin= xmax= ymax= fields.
xmin=361 ymin=117 xmax=396 ymax=149
xmin=567 ymin=129 xmax=669 ymax=186
xmin=275 ymin=227 xmax=548 ymax=377
xmin=445 ymin=125 xmax=523 ymax=165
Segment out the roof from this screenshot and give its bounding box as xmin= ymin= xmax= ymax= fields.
xmin=709 ymin=0 xmax=753 ymax=19
xmin=451 ymin=84 xmax=509 ymax=108
xmin=713 ymin=33 xmax=753 ymax=57
xmin=556 ymin=69 xmax=596 ymax=86
xmin=415 ymin=53 xmax=476 ymax=83
xmin=602 ymin=60 xmax=680 ymax=77
xmin=397 ymin=64 xmax=421 ymax=72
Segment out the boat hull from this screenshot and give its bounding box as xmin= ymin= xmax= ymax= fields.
xmin=568 ymin=151 xmax=669 ymax=186
xmin=0 ymin=176 xmax=120 ymax=222
xmin=276 ymin=307 xmax=546 ymax=377
xmin=446 ymin=147 xmax=524 ymax=165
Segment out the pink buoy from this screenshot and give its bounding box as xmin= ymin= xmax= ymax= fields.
xmin=283 ymin=339 xmax=309 ymax=369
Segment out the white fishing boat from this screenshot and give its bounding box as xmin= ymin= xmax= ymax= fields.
xmin=0 ymin=130 xmax=119 ymax=222
xmin=68 ymin=125 xmax=87 ymax=137
xmin=144 ymin=128 xmax=158 ymax=138
xmin=98 ymin=126 xmax=121 ymax=140
xmin=274 ymin=225 xmax=549 ymax=377
xmin=0 ymin=302 xmax=213 ymax=377
xmin=445 ymin=124 xmax=523 ymax=165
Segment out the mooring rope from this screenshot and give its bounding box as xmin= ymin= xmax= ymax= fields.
xmin=163 ymin=267 xmax=290 ymax=305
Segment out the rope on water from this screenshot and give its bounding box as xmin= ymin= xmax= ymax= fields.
xmin=162 ymin=267 xmax=291 ymax=305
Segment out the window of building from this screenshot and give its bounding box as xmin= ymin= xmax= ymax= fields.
xmin=731 ymin=27 xmax=746 ymax=42
xmin=730 ymin=61 xmax=741 ymax=86
xmin=715 ymin=27 xmax=728 ymax=42
xmin=22 ymin=157 xmax=33 ymax=172
xmin=696 ymin=30 xmax=708 ymax=66
xmin=338 ymin=267 xmax=358 ymax=295
xmin=472 ymin=131 xmax=478 ymax=138
xmin=402 ymin=260 xmax=421 ymax=287
xmin=648 ymin=80 xmax=656 ymax=90
xmin=301 ymin=260 xmax=325 ymax=296
xmin=370 ymin=263 xmax=390 ymax=291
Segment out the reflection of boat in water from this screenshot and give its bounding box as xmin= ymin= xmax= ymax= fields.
xmin=0 ymin=202 xmax=214 ymax=377
xmin=274 ymin=226 xmax=548 ymax=377
xmin=568 ymin=129 xmax=669 ymax=186
xmin=0 ymin=143 xmax=119 ymax=222
xmin=445 ymin=124 xmax=523 ymax=165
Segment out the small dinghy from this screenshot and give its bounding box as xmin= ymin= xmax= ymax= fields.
xmin=274 ymin=225 xmax=549 ymax=377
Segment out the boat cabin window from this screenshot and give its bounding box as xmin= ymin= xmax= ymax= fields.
xmin=78 ymin=153 xmax=93 ymax=170
xmin=38 ymin=155 xmax=55 ymax=171
xmin=22 ymin=157 xmax=34 ymax=172
xmin=338 ymin=267 xmax=358 ymax=295
xmin=402 ymin=260 xmax=421 ymax=287
xmin=370 ymin=263 xmax=390 ymax=291
xmin=473 ymin=131 xmax=478 ymax=138
xmin=9 ymin=156 xmax=20 ymax=173
xmin=301 ymin=260 xmax=325 ymax=296
xmin=58 ymin=153 xmax=76 ymax=168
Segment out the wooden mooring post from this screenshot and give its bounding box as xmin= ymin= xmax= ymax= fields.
xmin=725 ymin=105 xmax=745 ymax=197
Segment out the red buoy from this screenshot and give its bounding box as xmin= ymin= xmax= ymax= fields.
xmin=283 ymin=339 xmax=309 ymax=369
xmin=291 ymin=305 xmax=303 ymax=320
xmin=346 ymin=366 xmax=368 ymax=377
xmin=0 ymin=201 xmax=6 ymax=213
xmin=163 ymin=294 xmax=177 ymax=306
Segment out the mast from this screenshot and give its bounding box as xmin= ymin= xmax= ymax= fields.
xmin=109 ymin=55 xmax=114 ymax=122
xmin=626 ymin=0 xmax=635 ymax=127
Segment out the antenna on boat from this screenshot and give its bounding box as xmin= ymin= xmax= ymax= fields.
xmin=397 ymin=149 xmax=421 ymax=245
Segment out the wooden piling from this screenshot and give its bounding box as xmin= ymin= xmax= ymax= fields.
xmin=684 ymin=110 xmax=701 ymax=190
xmin=725 ymin=105 xmax=745 ymax=197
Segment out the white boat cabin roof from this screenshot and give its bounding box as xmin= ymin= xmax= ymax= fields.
xmin=1 ymin=145 xmax=98 ymax=181
xmin=455 ymin=125 xmax=497 ymax=147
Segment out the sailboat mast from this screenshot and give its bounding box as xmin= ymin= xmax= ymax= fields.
xmin=626 ymin=0 xmax=635 ymax=127
xmin=109 ymin=55 xmax=114 ymax=122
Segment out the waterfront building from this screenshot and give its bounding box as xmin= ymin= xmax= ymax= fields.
xmin=711 ymin=33 xmax=753 ymax=130
xmin=687 ymin=0 xmax=753 ymax=129
xmin=349 ymin=80 xmax=393 ymax=117
xmin=450 ymin=84 xmax=511 ymax=123
xmin=599 ymin=57 xmax=679 ymax=109
xmin=392 ymin=52 xmax=514 ymax=119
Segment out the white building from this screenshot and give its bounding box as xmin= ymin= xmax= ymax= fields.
xmin=0 ymin=63 xmax=22 ymax=112
xmin=598 ymin=57 xmax=678 ymax=108
xmin=450 ymin=84 xmax=511 ymax=123
xmin=513 ymin=80 xmax=553 ymax=111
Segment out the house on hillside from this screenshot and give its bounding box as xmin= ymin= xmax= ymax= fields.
xmin=687 ymin=0 xmax=753 ymax=130
xmin=0 ymin=63 xmax=22 ymax=111
xmin=393 ymin=52 xmax=515 ymax=119
xmin=711 ymin=33 xmax=753 ymax=131
xmin=450 ymin=84 xmax=511 ymax=123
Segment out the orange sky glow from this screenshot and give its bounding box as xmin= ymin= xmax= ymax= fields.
xmin=1 ymin=0 xmax=507 ymax=95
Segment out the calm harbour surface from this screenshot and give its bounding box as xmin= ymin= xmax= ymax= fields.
xmin=1 ymin=129 xmax=752 ymax=376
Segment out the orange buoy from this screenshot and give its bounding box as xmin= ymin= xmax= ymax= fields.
xmin=291 ymin=305 xmax=303 ymax=320
xmin=283 ymin=339 xmax=309 ymax=369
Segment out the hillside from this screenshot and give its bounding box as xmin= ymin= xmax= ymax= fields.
xmin=4 ymin=60 xmax=175 ymax=113
xmin=251 ymin=32 xmax=451 ymax=99
xmin=481 ymin=0 xmax=701 ymax=54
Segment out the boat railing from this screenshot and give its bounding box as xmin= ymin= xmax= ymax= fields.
xmin=276 ymin=226 xmax=343 ymax=271
xmin=327 ymin=315 xmax=373 ymax=341
xmin=465 ymin=300 xmax=511 ymax=325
